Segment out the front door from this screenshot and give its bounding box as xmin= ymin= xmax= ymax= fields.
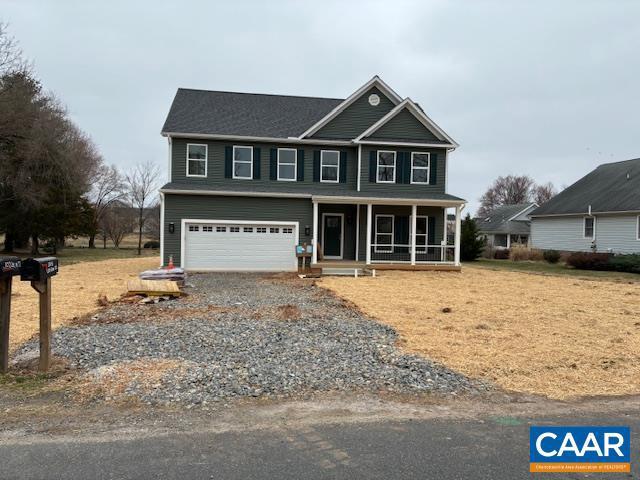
xmin=322 ymin=213 xmax=343 ymax=259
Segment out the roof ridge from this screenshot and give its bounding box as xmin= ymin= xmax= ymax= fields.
xmin=597 ymin=157 xmax=640 ymax=168
xmin=176 ymin=87 xmax=344 ymax=102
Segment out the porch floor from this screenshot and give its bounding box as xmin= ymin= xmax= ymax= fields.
xmin=314 ymin=260 xmax=461 ymax=272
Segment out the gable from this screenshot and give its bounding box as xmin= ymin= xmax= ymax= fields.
xmin=311 ymin=87 xmax=396 ymax=140
xmin=364 ymin=107 xmax=440 ymax=143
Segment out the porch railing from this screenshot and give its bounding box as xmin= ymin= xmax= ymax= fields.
xmin=370 ymin=244 xmax=455 ymax=263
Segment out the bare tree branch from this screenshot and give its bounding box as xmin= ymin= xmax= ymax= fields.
xmin=125 ymin=161 xmax=160 ymax=255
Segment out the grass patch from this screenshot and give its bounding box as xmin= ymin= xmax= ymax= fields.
xmin=0 ymin=372 xmax=55 ymax=391
xmin=472 ymin=259 xmax=640 ymax=282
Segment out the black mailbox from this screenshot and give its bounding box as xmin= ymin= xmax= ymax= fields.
xmin=0 ymin=256 xmax=21 ymax=278
xmin=20 ymin=257 xmax=59 ymax=282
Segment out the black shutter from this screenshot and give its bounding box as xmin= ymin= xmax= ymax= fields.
xmin=428 ymin=216 xmax=436 ymax=245
xmin=429 ymin=153 xmax=438 ymax=185
xmin=224 ymin=146 xmax=232 ymax=178
xmin=339 ymin=151 xmax=347 ymax=183
xmin=395 ymin=152 xmax=403 ymax=184
xmin=395 ymin=216 xmax=409 ymax=247
xmin=313 ymin=151 xmax=321 ymax=182
xmin=253 ymin=147 xmax=261 ymax=179
xmin=270 ymin=148 xmax=277 ymax=180
xmin=404 ymin=153 xmax=411 ymax=184
xmin=369 ymin=150 xmax=377 ymax=182
xmin=297 ymin=149 xmax=304 ymax=181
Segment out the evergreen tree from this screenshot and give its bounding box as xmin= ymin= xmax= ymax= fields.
xmin=460 ymin=213 xmax=485 ymax=262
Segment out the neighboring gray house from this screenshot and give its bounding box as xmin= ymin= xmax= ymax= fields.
xmin=159 ymin=76 xmax=466 ymax=271
xmin=477 ymin=203 xmax=537 ymax=249
xmin=530 ymin=158 xmax=640 ymax=254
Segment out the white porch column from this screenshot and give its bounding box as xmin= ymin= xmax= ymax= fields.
xmin=454 ymin=205 xmax=462 ymax=266
xmin=312 ymin=201 xmax=318 ymax=264
xmin=410 ymin=204 xmax=417 ymax=265
xmin=355 ymin=204 xmax=360 ymax=261
xmin=506 ymin=233 xmax=511 ymax=249
xmin=365 ymin=203 xmax=372 ymax=265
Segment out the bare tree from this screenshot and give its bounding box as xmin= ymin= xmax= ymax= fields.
xmin=88 ymin=164 xmax=124 ymax=248
xmin=0 ymin=22 xmax=26 ymax=76
xmin=531 ymin=182 xmax=557 ymax=205
xmin=144 ymin=202 xmax=161 ymax=241
xmin=125 ymin=161 xmax=160 ymax=254
xmin=477 ymin=175 xmax=536 ymax=218
xmin=100 ymin=203 xmax=133 ymax=248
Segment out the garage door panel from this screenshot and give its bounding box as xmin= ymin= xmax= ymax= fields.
xmin=184 ymin=221 xmax=297 ymax=271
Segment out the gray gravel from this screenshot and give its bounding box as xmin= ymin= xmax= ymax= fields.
xmin=15 ymin=273 xmax=485 ymax=406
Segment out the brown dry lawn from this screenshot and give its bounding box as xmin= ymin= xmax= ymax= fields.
xmin=9 ymin=256 xmax=159 ymax=351
xmin=319 ymin=266 xmax=640 ymax=400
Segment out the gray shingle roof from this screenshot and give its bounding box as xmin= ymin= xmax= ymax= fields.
xmin=531 ymin=158 xmax=640 ymax=216
xmin=160 ymin=182 xmax=465 ymax=203
xmin=476 ymin=203 xmax=534 ymax=234
xmin=161 ymin=89 xmax=343 ymax=138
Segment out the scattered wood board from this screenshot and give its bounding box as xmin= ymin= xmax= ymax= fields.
xmin=126 ymin=279 xmax=183 ymax=297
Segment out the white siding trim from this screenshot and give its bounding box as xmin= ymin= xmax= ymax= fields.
xmin=186 ymin=143 xmax=208 ymax=178
xmin=159 ymin=192 xmax=165 ymax=267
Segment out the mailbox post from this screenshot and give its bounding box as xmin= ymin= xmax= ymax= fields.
xmin=20 ymin=257 xmax=58 ymax=372
xmin=0 ymin=256 xmax=21 ymax=374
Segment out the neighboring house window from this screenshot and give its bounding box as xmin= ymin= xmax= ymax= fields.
xmin=187 ymin=144 xmax=207 ymax=177
xmin=233 ymin=146 xmax=253 ymax=179
xmin=375 ymin=215 xmax=394 ymax=253
xmin=412 ymin=216 xmax=428 ymax=252
xmin=320 ymin=150 xmax=340 ymax=183
xmin=377 ymin=151 xmax=396 ymax=183
xmin=277 ymin=148 xmax=297 ymax=181
xmin=583 ymin=217 xmax=595 ymax=239
xmin=411 ymin=152 xmax=430 ymax=184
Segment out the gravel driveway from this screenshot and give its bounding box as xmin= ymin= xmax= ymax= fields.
xmin=15 ymin=274 xmax=484 ymax=406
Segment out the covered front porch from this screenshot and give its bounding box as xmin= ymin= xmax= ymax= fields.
xmin=310 ymin=196 xmax=464 ymax=269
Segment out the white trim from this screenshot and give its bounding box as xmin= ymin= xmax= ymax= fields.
xmin=355 ymin=205 xmax=360 ymax=261
xmin=637 ymin=215 xmax=640 ymax=241
xmin=410 ymin=152 xmax=431 ymax=185
xmin=186 ymin=143 xmax=208 ymax=178
xmin=506 ymin=203 xmax=538 ymax=222
xmin=159 ymin=192 xmax=165 ymax=267
xmin=321 ymin=213 xmax=344 ymax=260
xmin=366 ymin=204 xmax=372 ymax=265
xmin=232 ymin=145 xmax=253 ymax=180
xmin=376 ymin=150 xmax=396 ymax=183
xmin=357 ymin=144 xmax=362 ymax=192
xmin=277 ymin=148 xmax=297 ymax=182
xmin=167 ymin=136 xmax=172 ymax=183
xmin=320 ymin=150 xmax=340 ymax=183
xmin=162 ymin=131 xmax=352 ymax=146
xmin=312 ymin=201 xmax=318 ymax=265
xmin=410 ymin=205 xmax=417 ymax=265
xmin=181 ymin=218 xmax=298 ymax=271
xmin=354 ymin=98 xmax=459 ymax=148
xmin=531 ymin=210 xmax=640 ymax=218
xmin=454 ymin=205 xmax=462 ymax=266
xmin=410 ymin=215 xmax=429 ymax=253
xmin=161 ymin=188 xmax=309 ymax=199
xmin=355 ymin=140 xmax=456 ymax=149
xmin=444 ymin=149 xmax=448 ymax=193
xmin=374 ymin=214 xmax=394 ymax=253
xmin=298 ymin=76 xmax=403 ymax=139
xmin=583 ymin=216 xmax=595 ymax=239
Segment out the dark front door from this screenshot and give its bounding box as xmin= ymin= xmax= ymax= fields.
xmin=323 ymin=214 xmax=343 ymax=259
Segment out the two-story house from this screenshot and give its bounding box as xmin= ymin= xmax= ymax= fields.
xmin=159 ymin=76 xmax=465 ymax=272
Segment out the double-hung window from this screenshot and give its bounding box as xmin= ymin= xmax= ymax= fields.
xmin=377 ymin=151 xmax=396 ymax=183
xmin=375 ymin=215 xmax=394 ymax=253
xmin=320 ymin=150 xmax=340 ymax=183
xmin=187 ymin=144 xmax=207 ymax=177
xmin=411 ymin=152 xmax=430 ymax=184
xmin=277 ymin=148 xmax=297 ymax=181
xmin=233 ymin=146 xmax=253 ymax=179
xmin=583 ymin=216 xmax=595 ymax=239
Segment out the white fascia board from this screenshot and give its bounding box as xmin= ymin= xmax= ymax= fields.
xmin=355 ymin=140 xmax=455 ymax=149
xmin=354 ymin=98 xmax=459 ymax=148
xmin=312 ymin=195 xmax=466 ymax=207
xmin=531 ymin=209 xmax=640 ymax=218
xmin=160 ymin=188 xmax=312 ymax=199
xmin=161 ymin=132 xmax=352 ymax=146
xmin=507 ymin=203 xmax=539 ymax=221
xmin=298 ymin=76 xmax=403 ymax=139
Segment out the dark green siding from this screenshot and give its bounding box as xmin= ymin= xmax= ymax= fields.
xmin=359 ymin=146 xmax=447 ymax=196
xmin=365 ymin=108 xmax=440 ymax=143
xmin=356 ymin=205 xmax=446 ymax=261
xmin=311 ymin=87 xmax=396 ymax=140
xmin=163 ymin=194 xmax=313 ymax=266
xmin=171 ymin=138 xmax=358 ymax=193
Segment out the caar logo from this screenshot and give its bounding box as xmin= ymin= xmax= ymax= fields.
xmin=530 ymin=426 xmax=630 ymax=473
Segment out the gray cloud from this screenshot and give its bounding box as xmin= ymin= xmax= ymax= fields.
xmin=4 ymin=0 xmax=639 ymax=212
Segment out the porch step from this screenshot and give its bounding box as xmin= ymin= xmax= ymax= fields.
xmin=321 ymin=267 xmax=372 ymax=277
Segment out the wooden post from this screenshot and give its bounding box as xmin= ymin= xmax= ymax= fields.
xmin=0 ymin=277 xmax=12 ymax=374
xmin=31 ymin=278 xmax=51 ymax=372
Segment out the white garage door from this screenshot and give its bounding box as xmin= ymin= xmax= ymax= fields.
xmin=183 ymin=221 xmax=297 ymax=271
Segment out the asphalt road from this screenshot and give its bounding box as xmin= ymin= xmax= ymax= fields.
xmin=3 ymin=413 xmax=638 ymax=480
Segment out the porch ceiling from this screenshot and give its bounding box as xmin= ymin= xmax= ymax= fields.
xmin=312 ymin=195 xmax=465 ymax=207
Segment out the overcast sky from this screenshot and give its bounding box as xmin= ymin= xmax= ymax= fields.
xmin=3 ymin=0 xmax=639 ymax=213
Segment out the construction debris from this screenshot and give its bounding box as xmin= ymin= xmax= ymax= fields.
xmin=139 ymin=267 xmax=186 ymax=283
xmin=126 ymin=279 xmax=183 ymax=298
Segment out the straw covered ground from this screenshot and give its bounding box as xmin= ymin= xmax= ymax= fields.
xmin=319 ymin=266 xmax=640 ymax=400
xmin=8 ymin=256 xmax=159 ymax=350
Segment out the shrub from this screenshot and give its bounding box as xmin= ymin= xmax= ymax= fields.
xmin=509 ymin=245 xmax=544 ymax=261
xmin=543 ymin=249 xmax=561 ymax=264
xmin=566 ymin=252 xmax=611 ymax=270
xmin=493 ymin=249 xmax=510 ymax=260
xmin=143 ymin=240 xmax=160 ymax=249
xmin=460 ymin=214 xmax=486 ymax=262
xmin=608 ymin=254 xmax=640 ymax=274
